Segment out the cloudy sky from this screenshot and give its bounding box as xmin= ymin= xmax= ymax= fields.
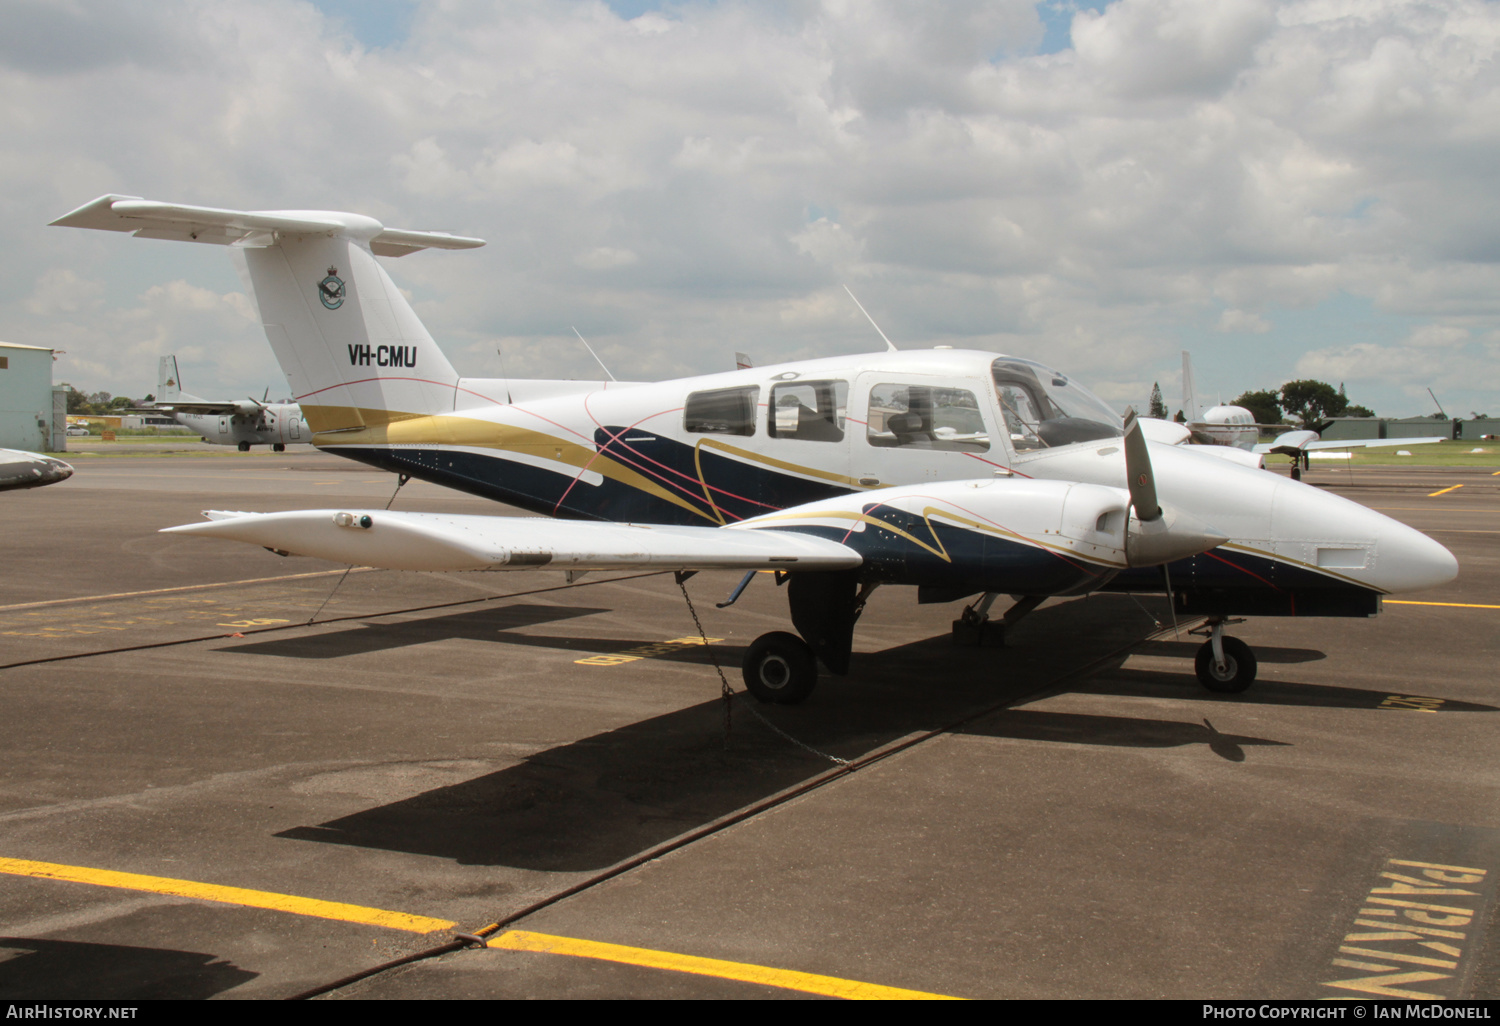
xmin=4 ymin=0 xmax=1499 ymax=417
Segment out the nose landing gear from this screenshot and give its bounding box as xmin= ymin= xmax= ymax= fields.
xmin=1190 ymin=618 xmax=1257 ymax=692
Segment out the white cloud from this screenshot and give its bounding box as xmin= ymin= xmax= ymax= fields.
xmin=3 ymin=0 xmax=1497 ymax=417
xmin=1215 ymin=309 xmax=1271 ymax=334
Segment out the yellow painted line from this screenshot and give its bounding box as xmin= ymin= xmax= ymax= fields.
xmin=0 ymin=568 xmax=380 ymax=614
xmin=575 ymin=636 xmax=723 ymax=667
xmin=488 ymin=930 xmax=961 ymax=1000
xmin=0 ymin=857 xmax=456 ymax=934
xmin=1428 ymin=484 xmax=1465 ymax=497
xmin=1386 ymin=600 xmax=1500 ymax=610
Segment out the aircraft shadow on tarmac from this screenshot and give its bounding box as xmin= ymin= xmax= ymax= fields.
xmin=1131 ymin=638 xmax=1326 ymax=663
xmin=272 ymin=595 xmax=1313 ymax=871
xmin=224 ymin=603 xmax=611 ymax=659
xmin=0 ymin=937 xmax=256 ymax=1000
xmin=964 ymin=710 xmax=1287 ymax=763
xmin=1092 ymin=669 xmax=1499 ymax=713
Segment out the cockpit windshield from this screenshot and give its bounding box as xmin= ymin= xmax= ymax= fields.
xmin=991 ymin=358 xmax=1123 ymax=451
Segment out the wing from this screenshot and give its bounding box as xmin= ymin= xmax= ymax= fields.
xmin=161 ymin=510 xmax=862 ymax=573
xmin=1254 ymin=431 xmax=1447 ymax=455
xmin=136 ymin=402 xmax=245 ymax=415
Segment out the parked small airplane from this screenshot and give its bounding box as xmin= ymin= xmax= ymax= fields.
xmin=54 ymin=195 xmax=1459 ymax=701
xmin=0 ymin=449 xmax=73 ymax=492
xmin=1174 ymin=351 xmax=1443 ymax=479
xmin=145 ymin=355 xmax=307 ymax=451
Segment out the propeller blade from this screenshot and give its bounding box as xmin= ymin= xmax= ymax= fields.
xmin=1121 ymin=408 xmax=1160 ymax=523
xmin=1122 ymin=407 xmax=1229 ymax=566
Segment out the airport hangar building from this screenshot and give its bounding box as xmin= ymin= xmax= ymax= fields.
xmin=0 ymin=342 xmax=67 ymax=452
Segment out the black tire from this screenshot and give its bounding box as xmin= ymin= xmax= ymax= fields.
xmin=237 ymin=441 xmax=251 ymax=452
xmin=742 ymin=631 xmax=818 ymax=705
xmin=273 ymin=444 xmax=285 ymax=452
xmin=1194 ymin=636 xmax=1257 ymax=693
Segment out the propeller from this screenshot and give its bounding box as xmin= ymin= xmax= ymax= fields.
xmin=1121 ymin=408 xmax=1228 ymax=567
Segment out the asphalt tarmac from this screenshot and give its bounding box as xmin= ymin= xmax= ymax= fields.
xmin=0 ymin=450 xmax=1495 ymax=1000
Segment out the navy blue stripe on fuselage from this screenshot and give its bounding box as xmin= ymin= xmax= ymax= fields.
xmin=325 ymin=438 xmax=852 ymax=526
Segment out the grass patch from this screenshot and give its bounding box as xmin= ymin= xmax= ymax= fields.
xmin=1304 ymin=440 xmax=1499 ymax=467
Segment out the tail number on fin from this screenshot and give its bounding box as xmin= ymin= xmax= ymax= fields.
xmin=347 ymin=344 xmax=419 ymax=369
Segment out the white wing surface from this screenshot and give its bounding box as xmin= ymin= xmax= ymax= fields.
xmin=162 ymin=510 xmax=861 ymax=573
xmin=1254 ymin=431 xmax=1447 ymax=455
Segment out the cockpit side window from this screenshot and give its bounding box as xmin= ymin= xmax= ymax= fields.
xmin=992 ymin=359 xmax=1122 ymax=450
xmin=866 ymin=383 xmax=990 ymax=451
xmin=769 ymin=380 xmax=848 ymax=442
xmin=684 ymin=386 xmax=759 ymax=436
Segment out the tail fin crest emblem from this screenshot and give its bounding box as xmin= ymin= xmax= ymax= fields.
xmin=318 ymin=267 xmax=345 ymax=310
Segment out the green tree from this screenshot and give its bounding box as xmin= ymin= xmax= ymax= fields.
xmin=60 ymin=384 xmax=88 ymax=414
xmin=1346 ymin=404 xmax=1375 ymax=418
xmin=1231 ymin=390 xmax=1283 ymax=426
xmin=1280 ymin=379 xmax=1347 ymax=427
xmin=1148 ymin=382 xmax=1168 ymax=419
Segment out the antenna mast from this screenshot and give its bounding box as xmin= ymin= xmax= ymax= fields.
xmin=572 ymin=328 xmax=618 ymax=382
xmin=843 ymin=286 xmax=898 ymax=352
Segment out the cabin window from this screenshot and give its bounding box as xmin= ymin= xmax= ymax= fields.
xmin=684 ymin=386 xmax=759 ymax=436
xmin=992 ymin=358 xmax=1122 ymax=450
xmin=865 ymin=383 xmax=989 ymax=451
xmin=769 ymin=380 xmax=847 ymax=442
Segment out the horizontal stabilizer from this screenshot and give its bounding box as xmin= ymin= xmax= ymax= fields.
xmin=51 ymin=195 xmax=485 ymax=256
xmin=163 ymin=510 xmax=862 ymax=573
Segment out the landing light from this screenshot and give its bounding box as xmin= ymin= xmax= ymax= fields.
xmin=333 ymin=512 xmax=373 ymax=529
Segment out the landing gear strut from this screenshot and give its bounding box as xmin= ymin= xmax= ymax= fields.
xmin=1190 ymin=618 xmax=1257 ymax=692
xmin=952 ymin=593 xmax=1044 ymax=647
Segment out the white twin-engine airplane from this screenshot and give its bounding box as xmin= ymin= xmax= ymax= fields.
xmin=53 ymin=195 xmax=1458 ymax=703
xmin=146 ymin=355 xmax=306 ymax=451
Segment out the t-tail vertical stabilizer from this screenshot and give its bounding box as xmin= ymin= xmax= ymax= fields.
xmin=51 ymin=195 xmax=485 ymax=435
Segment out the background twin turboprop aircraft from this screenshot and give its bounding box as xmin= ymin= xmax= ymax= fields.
xmin=141 ymin=355 xmax=306 ymax=452
xmin=51 ymin=195 xmax=1458 ymax=704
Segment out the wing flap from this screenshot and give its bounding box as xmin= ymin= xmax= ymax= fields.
xmin=162 ymin=510 xmax=861 ymax=573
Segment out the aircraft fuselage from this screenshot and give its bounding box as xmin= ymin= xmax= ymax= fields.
xmin=306 ymin=349 xmax=1453 ymax=617
xmin=172 ymin=404 xmax=305 ymax=449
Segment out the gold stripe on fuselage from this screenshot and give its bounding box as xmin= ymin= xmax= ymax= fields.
xmin=752 ymin=506 xmax=1126 ymax=569
xmin=306 ymin=406 xmax=869 ymax=526
xmin=307 ymin=405 xmax=709 ymax=521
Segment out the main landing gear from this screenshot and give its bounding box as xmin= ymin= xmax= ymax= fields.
xmin=738 ymin=571 xmax=873 ymax=705
xmin=237 ymin=441 xmax=251 ymax=452
xmin=742 ymin=632 xmax=818 ymax=705
xmin=1189 ymin=618 xmax=1257 ymax=693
